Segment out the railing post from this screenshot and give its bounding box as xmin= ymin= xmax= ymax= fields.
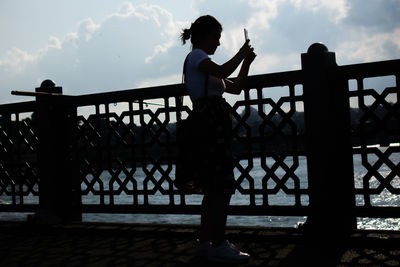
xmin=29 ymin=80 xmax=81 ymax=223
xmin=301 ymin=43 xmax=356 ymax=238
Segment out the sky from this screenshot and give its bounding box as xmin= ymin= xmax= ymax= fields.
xmin=1 ymin=0 xmax=400 ymax=105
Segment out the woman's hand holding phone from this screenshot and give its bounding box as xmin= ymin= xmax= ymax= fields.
xmin=243 ymin=28 xmax=256 ymax=64
xmin=244 ymin=28 xmax=249 ymax=41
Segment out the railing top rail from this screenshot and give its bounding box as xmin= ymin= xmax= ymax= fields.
xmin=245 ymin=70 xmax=303 ymax=88
xmin=66 ymin=69 xmax=304 ymax=107
xmin=71 ymin=83 xmax=186 ymax=107
xmin=0 ymin=100 xmax=36 ymax=114
xmin=63 ymin=69 xmax=303 ymax=107
xmin=339 ymin=58 xmax=400 ymax=79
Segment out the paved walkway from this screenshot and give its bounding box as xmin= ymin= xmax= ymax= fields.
xmin=0 ymin=221 xmax=399 ymax=266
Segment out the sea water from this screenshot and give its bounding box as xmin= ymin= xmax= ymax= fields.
xmin=1 ymin=148 xmax=399 ymax=230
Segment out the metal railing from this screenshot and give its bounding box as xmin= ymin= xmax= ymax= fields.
xmin=0 ymin=43 xmax=399 ymax=234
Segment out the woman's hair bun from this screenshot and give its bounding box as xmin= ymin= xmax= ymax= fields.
xmin=181 ymin=28 xmax=192 ymax=45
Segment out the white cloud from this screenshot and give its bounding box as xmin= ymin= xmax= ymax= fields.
xmin=289 ymin=0 xmax=350 ymax=23
xmin=77 ymin=18 xmax=100 ymax=41
xmin=0 ymin=47 xmax=36 ymax=73
xmin=115 ymin=1 xmax=137 ymax=17
xmin=247 ymin=0 xmax=280 ymax=26
xmin=132 ymin=4 xmax=184 ymax=63
xmin=39 ymin=36 xmax=62 ymax=55
xmin=64 ymin=32 xmax=79 ymax=48
xmin=145 ymin=43 xmax=170 ymax=63
xmin=336 ymin=27 xmax=400 ymax=63
xmin=0 ymin=35 xmax=61 ymax=74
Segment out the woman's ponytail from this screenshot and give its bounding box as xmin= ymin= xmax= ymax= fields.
xmin=180 ymin=27 xmax=192 ymax=45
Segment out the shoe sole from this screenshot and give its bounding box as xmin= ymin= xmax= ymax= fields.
xmin=207 ymin=256 xmax=250 ymax=263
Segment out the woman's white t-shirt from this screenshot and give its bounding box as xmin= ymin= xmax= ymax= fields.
xmin=185 ymin=49 xmax=226 ymax=101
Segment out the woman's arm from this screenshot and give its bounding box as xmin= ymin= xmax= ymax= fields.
xmin=198 ymin=40 xmax=253 ymax=79
xmin=225 ymin=52 xmax=257 ymax=95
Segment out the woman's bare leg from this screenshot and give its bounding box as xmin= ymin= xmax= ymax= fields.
xmin=200 ymin=193 xmax=232 ymax=245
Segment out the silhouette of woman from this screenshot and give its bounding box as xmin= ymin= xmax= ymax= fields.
xmin=180 ymin=15 xmax=256 ymax=262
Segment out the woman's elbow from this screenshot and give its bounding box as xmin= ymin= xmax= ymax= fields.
xmin=226 ymin=84 xmax=242 ymax=95
xmin=215 ymin=71 xmax=229 ymax=79
xmin=214 ymin=66 xmax=233 ymax=79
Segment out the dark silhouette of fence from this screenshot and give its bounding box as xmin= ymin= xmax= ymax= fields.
xmin=1 ymin=43 xmax=399 ymax=237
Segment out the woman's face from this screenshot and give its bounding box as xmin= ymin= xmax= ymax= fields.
xmin=203 ymin=30 xmax=221 ymax=55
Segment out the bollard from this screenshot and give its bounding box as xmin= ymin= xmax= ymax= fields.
xmin=29 ymin=80 xmax=81 ymax=223
xmin=301 ymin=43 xmax=356 ymax=239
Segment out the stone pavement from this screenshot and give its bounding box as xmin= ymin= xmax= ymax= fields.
xmin=0 ymin=221 xmax=399 ymax=266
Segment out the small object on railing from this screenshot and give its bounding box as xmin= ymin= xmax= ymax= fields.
xmin=133 ymin=100 xmax=165 ymax=107
xmin=11 ymin=90 xmax=64 ymax=97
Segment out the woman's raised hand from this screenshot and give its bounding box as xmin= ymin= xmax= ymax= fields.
xmin=239 ymin=39 xmax=254 ymax=58
xmin=244 ymin=51 xmax=257 ymax=65
xmin=240 ymin=40 xmax=256 ymax=65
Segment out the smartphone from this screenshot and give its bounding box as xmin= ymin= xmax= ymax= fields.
xmin=244 ymin=28 xmax=249 ymax=41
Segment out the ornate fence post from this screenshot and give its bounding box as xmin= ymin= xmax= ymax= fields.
xmin=30 ymin=80 xmax=81 ymax=223
xmin=301 ymin=43 xmax=356 ymax=238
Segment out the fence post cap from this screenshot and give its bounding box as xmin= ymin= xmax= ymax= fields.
xmin=40 ymin=79 xmax=56 ymax=89
xmin=307 ymin=43 xmax=328 ymax=54
xmin=36 ymin=79 xmax=62 ymax=94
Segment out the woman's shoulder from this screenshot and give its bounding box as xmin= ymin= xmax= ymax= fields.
xmin=188 ymin=49 xmax=210 ymax=67
xmin=190 ymin=48 xmax=207 ymax=56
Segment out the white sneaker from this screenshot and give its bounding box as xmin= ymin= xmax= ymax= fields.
xmin=207 ymin=240 xmax=250 ymax=263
